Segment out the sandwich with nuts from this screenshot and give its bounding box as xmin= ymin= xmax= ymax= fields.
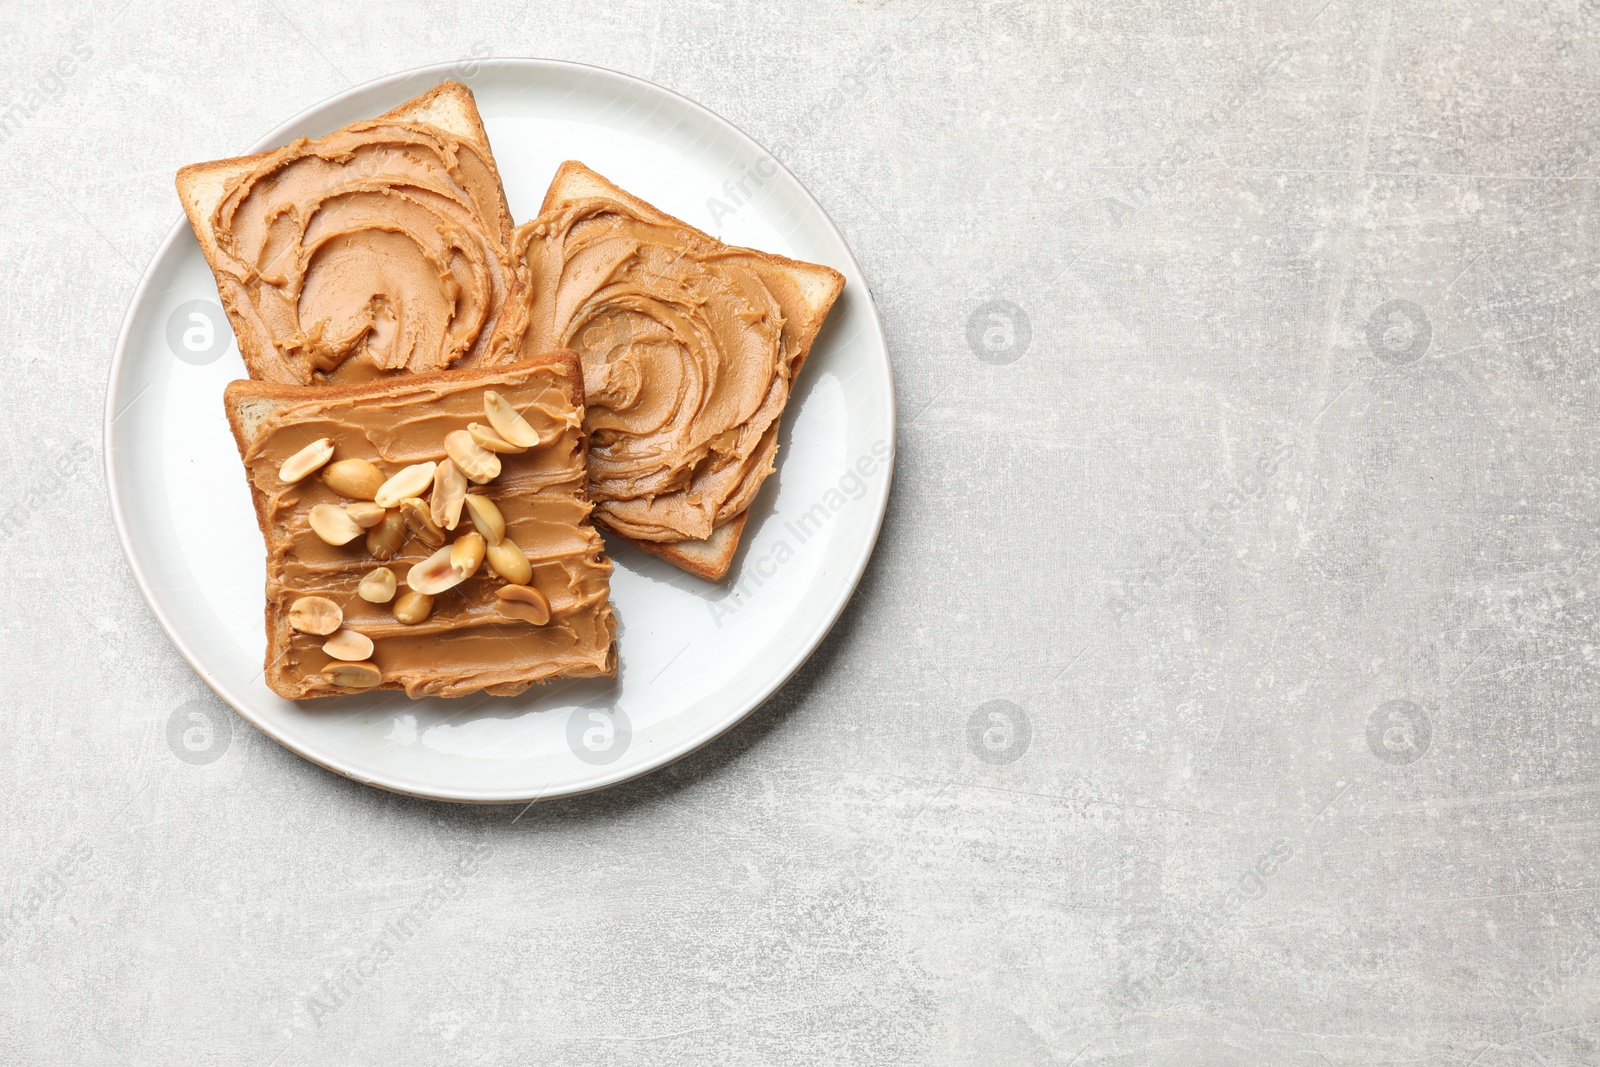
xmin=222 ymin=351 xmax=616 ymax=699
xmin=506 ymin=161 xmax=845 ymax=581
xmin=178 ymin=81 xmax=520 ymax=386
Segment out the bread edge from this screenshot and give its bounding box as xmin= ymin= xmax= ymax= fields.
xmin=597 ymin=513 xmax=749 ymax=583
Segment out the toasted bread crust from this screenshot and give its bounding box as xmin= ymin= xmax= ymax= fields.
xmin=599 ymin=513 xmax=750 ymax=582
xmin=223 ymin=349 xmax=585 ymax=423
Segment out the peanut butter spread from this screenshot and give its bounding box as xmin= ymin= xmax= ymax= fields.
xmin=236 ymin=358 xmax=615 ymax=699
xmin=509 ymin=199 xmax=815 ymax=542
xmin=207 ymin=120 xmax=517 ymax=386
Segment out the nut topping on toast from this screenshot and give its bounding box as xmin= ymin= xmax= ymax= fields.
xmin=485 ymin=538 xmax=532 ymax=585
xmin=344 ymin=501 xmax=386 ymax=528
xmin=430 ymin=459 xmax=467 ymax=531
xmin=463 ymin=494 xmax=506 ymax=544
xmin=405 ymin=545 xmax=469 ymax=596
xmin=224 ymin=353 xmax=616 ymax=700
xmin=391 ymin=591 xmax=433 ymax=625
xmin=308 ymin=503 xmax=363 ymax=545
xmin=483 ymin=390 xmax=542 ymax=448
xmin=365 ymin=510 xmax=406 ymax=561
xmin=444 ymin=430 xmax=501 ymax=483
xmin=468 ymin=422 xmax=526 ymax=454
xmin=358 ymin=567 xmax=397 ymax=604
xmin=322 ymin=458 xmax=385 ymax=500
xmin=398 ymin=497 xmax=445 ymax=549
xmin=321 ymin=661 xmax=381 ymax=689
xmin=287 ymin=597 xmax=342 ymax=635
xmin=450 ymin=532 xmax=487 ymax=578
xmin=495 ymin=584 xmax=551 ymax=625
xmin=374 ymin=462 xmax=436 ymax=508
xmin=323 ymin=630 xmax=375 ymax=661
xmin=278 ymin=438 xmax=334 ymax=483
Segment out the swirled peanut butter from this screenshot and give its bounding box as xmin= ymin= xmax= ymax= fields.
xmin=509 ymin=194 xmax=822 ymax=543
xmin=194 ymin=108 xmax=517 ymax=386
xmin=228 ymin=355 xmax=615 ymax=700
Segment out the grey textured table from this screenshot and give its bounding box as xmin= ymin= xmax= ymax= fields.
xmin=6 ymin=0 xmax=1595 ymax=1062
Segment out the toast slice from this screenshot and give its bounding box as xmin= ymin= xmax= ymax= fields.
xmin=515 ymin=161 xmax=844 ymax=581
xmin=224 ymin=351 xmax=617 ymax=700
xmin=180 ymin=81 xmax=521 ymax=386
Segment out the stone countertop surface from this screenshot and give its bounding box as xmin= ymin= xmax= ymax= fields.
xmin=5 ymin=0 xmax=1597 ymax=1063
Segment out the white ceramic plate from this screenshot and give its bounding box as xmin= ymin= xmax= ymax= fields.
xmin=105 ymin=59 xmax=894 ymax=802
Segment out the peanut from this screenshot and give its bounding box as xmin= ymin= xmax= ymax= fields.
xmin=358 ymin=567 xmax=397 ymax=604
xmin=485 ymin=538 xmax=532 ymax=585
xmin=345 ymin=501 xmax=386 ymax=528
xmin=468 ymin=422 xmax=526 ymax=454
xmin=365 ymin=510 xmax=406 ymax=560
xmin=321 ymin=661 xmax=381 ymax=689
xmin=483 ymin=390 xmax=542 ymax=448
xmin=308 ymin=503 xmax=363 ymax=546
xmin=322 ymin=629 xmax=375 ymax=661
xmin=321 ymin=458 xmax=386 ymax=500
xmin=288 ymin=596 xmax=342 ymax=635
xmin=278 ymin=438 xmax=334 ymax=483
xmin=451 ymin=531 xmax=486 ymax=577
xmin=399 ymin=497 xmax=445 ymax=549
xmin=430 ymin=459 xmax=467 ymax=531
xmin=444 ymin=430 xmax=500 ymax=484
xmin=494 ymin=583 xmax=550 ymax=625
xmin=374 ymin=461 xmax=437 ymax=508
xmin=406 ymin=545 xmax=468 ymax=595
xmin=462 ymin=494 xmax=506 ymax=544
xmin=392 ymin=590 xmax=433 ymax=625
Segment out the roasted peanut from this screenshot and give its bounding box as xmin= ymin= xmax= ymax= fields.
xmin=462 ymin=494 xmax=506 ymax=544
xmin=468 ymin=421 xmax=526 ymax=454
xmin=374 ymin=461 xmax=437 ymax=508
xmin=483 ymin=390 xmax=542 ymax=448
xmin=358 ymin=567 xmax=397 ymax=604
xmin=392 ymin=590 xmax=433 ymax=625
xmin=321 ymin=458 xmax=386 ymax=500
xmin=406 ymin=545 xmax=468 ymax=595
xmin=365 ymin=510 xmax=406 ymax=560
xmin=322 ymin=629 xmax=375 ymax=661
xmin=444 ymin=430 xmax=500 ymax=483
xmin=451 ymin=531 xmax=486 ymax=577
xmin=399 ymin=497 xmax=445 ymax=548
xmin=321 ymin=661 xmax=381 ymax=688
xmin=308 ymin=503 xmax=363 ymax=546
xmin=288 ymin=596 xmax=342 ymax=635
xmin=485 ymin=537 xmax=532 ymax=585
xmin=278 ymin=438 xmax=334 ymax=483
xmin=345 ymin=501 xmax=386 ymax=528
xmin=494 ymin=583 xmax=550 ymax=625
xmin=430 ymin=459 xmax=467 ymax=531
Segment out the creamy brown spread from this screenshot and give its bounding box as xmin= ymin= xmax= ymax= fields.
xmin=207 ymin=120 xmax=517 ymax=386
xmin=239 ymin=359 xmax=615 ymax=699
xmin=509 ymin=199 xmax=815 ymax=542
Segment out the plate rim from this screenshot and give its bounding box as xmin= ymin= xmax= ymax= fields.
xmin=104 ymin=56 xmax=895 ymax=804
